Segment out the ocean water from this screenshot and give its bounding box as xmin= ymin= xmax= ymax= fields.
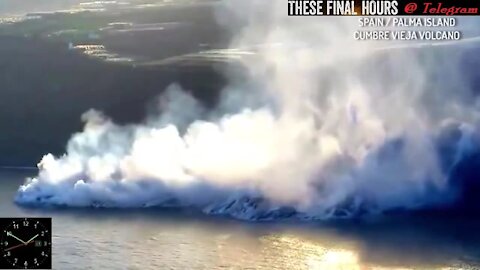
xmin=1 ymin=170 xmax=480 ymax=270
xmin=0 ymin=0 xmax=85 ymax=16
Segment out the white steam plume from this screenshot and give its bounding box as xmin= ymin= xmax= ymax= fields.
xmin=15 ymin=1 xmax=480 ymax=220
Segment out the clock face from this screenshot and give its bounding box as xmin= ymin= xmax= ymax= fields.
xmin=0 ymin=218 xmax=52 ymax=269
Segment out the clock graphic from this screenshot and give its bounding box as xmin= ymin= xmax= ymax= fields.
xmin=0 ymin=218 xmax=52 ymax=269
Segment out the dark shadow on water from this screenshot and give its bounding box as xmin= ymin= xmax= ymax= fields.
xmin=315 ymin=215 xmax=480 ymax=268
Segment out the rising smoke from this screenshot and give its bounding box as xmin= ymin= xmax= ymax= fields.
xmin=15 ymin=0 xmax=480 ymax=220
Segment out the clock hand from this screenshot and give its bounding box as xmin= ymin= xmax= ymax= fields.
xmin=4 ymin=241 xmax=34 ymax=252
xmin=6 ymin=232 xmax=26 ymax=245
xmin=3 ymin=234 xmax=39 ymax=253
xmin=25 ymin=234 xmax=39 ymax=244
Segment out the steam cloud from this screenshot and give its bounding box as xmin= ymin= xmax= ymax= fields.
xmin=15 ymin=1 xmax=480 ymax=220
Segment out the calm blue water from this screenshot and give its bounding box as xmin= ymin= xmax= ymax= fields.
xmin=1 ymin=170 xmax=480 ymax=270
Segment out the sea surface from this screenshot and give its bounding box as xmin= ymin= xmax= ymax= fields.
xmin=0 ymin=0 xmax=84 ymax=16
xmin=1 ymin=170 xmax=480 ymax=270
